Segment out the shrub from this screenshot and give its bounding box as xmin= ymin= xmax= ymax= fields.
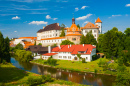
xmin=94 ymin=69 xmax=98 ymax=74
xmin=46 ymin=56 xmax=57 ymax=66
xmin=98 ymin=58 xmax=108 ymax=67
xmin=108 ymin=63 xmax=118 ymax=71
xmin=92 ymin=54 xmax=99 ymax=61
xmin=2 ymin=60 xmax=6 ymax=64
xmin=27 ymin=76 xmax=43 ymax=86
xmin=82 ymin=58 xmax=86 ymax=63
xmin=42 ymin=75 xmax=53 ymax=82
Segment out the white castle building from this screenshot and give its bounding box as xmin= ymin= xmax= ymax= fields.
xmin=37 ymin=17 xmax=102 ymax=46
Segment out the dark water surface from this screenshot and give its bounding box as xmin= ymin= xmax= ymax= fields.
xmin=11 ymin=58 xmax=116 ymax=86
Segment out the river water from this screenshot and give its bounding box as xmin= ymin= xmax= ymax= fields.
xmin=11 ymin=58 xmax=116 ymax=86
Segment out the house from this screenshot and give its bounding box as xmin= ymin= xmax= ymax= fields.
xmin=42 ymin=44 xmax=96 ymax=62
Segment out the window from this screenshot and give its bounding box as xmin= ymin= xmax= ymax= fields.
xmin=72 ymin=38 xmax=76 ymax=41
xmin=94 ymin=30 xmax=97 ymax=33
xmin=56 ymin=34 xmax=57 ymax=36
xmin=59 ymin=56 xmax=62 ymax=58
xmin=63 ymin=56 xmax=67 ymax=59
xmin=94 ymin=34 xmax=96 ymax=37
xmin=73 ymin=31 xmax=75 ymax=34
xmin=86 ymin=57 xmax=88 ymax=60
xmin=85 ymin=30 xmax=88 ymax=33
xmin=68 ymin=56 xmax=71 ymax=59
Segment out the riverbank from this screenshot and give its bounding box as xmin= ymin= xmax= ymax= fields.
xmin=31 ymin=59 xmax=117 ymax=76
xmin=0 ymin=63 xmax=87 ymax=86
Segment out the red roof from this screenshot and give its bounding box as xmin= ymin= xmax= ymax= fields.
xmin=51 ymin=44 xmax=96 ymax=55
xmin=43 ymin=53 xmax=58 ymax=56
xmin=95 ymin=17 xmax=102 ymax=23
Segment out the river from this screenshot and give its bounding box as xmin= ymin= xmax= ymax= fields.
xmin=11 ymin=57 xmax=116 ymax=86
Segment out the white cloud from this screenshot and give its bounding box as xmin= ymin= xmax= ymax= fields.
xmin=53 ymin=18 xmax=58 ymax=20
xmin=112 ymin=15 xmax=122 ymax=17
xmin=15 ymin=8 xmax=47 ymax=10
xmin=9 ymin=0 xmax=49 ymax=3
xmin=29 ymin=21 xmax=48 ymax=25
xmin=125 ymin=14 xmax=128 ymax=16
xmin=28 ymin=12 xmax=48 ymax=14
xmin=46 ymin=15 xmax=51 ymax=19
xmin=75 ymin=7 xmax=79 ymax=11
xmin=126 ymin=4 xmax=130 ymax=7
xmin=0 ymin=14 xmax=18 ymax=16
xmin=82 ymin=21 xmax=89 ymax=27
xmin=81 ymin=6 xmax=88 ymax=9
xmin=14 ymin=31 xmax=17 ymax=32
xmin=12 ymin=16 xmax=20 ymax=19
xmin=76 ymin=14 xmax=92 ymax=20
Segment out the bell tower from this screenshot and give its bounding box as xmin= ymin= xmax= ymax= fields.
xmin=72 ymin=17 xmax=75 ymax=24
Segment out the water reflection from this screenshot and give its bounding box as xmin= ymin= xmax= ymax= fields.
xmin=11 ymin=58 xmax=115 ymax=86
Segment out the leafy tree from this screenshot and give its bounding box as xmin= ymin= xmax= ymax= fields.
xmin=77 ymin=54 xmax=81 ymax=62
xmin=38 ymin=43 xmax=42 ymax=45
xmin=61 ymin=23 xmax=65 ymax=28
xmin=34 ymin=41 xmax=36 ymax=45
xmin=97 ymin=34 xmax=104 ymax=53
xmin=124 ymin=28 xmax=130 ymax=37
xmin=15 ymin=43 xmax=24 ymax=50
xmin=80 ymin=35 xmax=86 ymax=44
xmin=60 ymin=40 xmax=74 ymax=45
xmin=85 ymin=30 xmax=97 ymax=45
xmin=60 ymin=29 xmax=65 ymax=37
xmin=77 ymin=24 xmax=80 ymax=29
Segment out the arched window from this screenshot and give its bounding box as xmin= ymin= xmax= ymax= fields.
xmin=86 ymin=57 xmax=88 ymax=60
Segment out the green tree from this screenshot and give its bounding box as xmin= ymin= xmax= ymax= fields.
xmin=124 ymin=28 xmax=130 ymax=37
xmin=61 ymin=23 xmax=65 ymax=28
xmin=4 ymin=37 xmax=10 ymax=62
xmin=0 ymin=32 xmax=5 ymax=63
xmin=38 ymin=43 xmax=42 ymax=45
xmin=60 ymin=40 xmax=74 ymax=45
xmin=77 ymin=54 xmax=81 ymax=62
xmin=60 ymin=29 xmax=65 ymax=37
xmin=77 ymin=24 xmax=80 ymax=29
xmin=80 ymin=35 xmax=86 ymax=44
xmin=85 ymin=30 xmax=97 ymax=45
xmin=97 ymin=34 xmax=104 ymax=53
xmin=15 ymin=43 xmax=24 ymax=50
xmin=34 ymin=41 xmax=36 ymax=45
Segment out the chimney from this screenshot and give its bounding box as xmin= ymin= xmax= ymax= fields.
xmin=48 ymin=45 xmax=51 ymax=53
xmin=83 ymin=44 xmax=84 ymax=47
xmin=58 ymin=45 xmax=61 ymax=49
xmin=70 ymin=44 xmax=71 ymax=47
xmin=43 ymin=26 xmax=45 ymax=29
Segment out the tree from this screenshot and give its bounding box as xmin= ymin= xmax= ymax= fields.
xmin=77 ymin=24 xmax=80 ymax=29
xmin=60 ymin=29 xmax=65 ymax=37
xmin=124 ymin=28 xmax=130 ymax=37
xmin=0 ymin=32 xmax=4 ymax=63
xmin=34 ymin=41 xmax=36 ymax=45
xmin=38 ymin=43 xmax=42 ymax=45
xmin=85 ymin=30 xmax=97 ymax=45
xmin=61 ymin=23 xmax=65 ymax=28
xmin=60 ymin=40 xmax=74 ymax=45
xmin=80 ymin=35 xmax=86 ymax=44
xmin=97 ymin=34 xmax=104 ymax=53
xmin=15 ymin=43 xmax=24 ymax=50
xmin=77 ymin=54 xmax=81 ymax=62
xmin=4 ymin=37 xmax=10 ymax=62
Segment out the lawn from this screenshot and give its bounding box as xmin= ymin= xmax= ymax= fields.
xmin=0 ymin=63 xmax=87 ymax=86
xmin=31 ymin=58 xmax=108 ymax=74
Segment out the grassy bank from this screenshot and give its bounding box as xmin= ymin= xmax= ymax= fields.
xmin=0 ymin=63 xmax=87 ymax=86
xmin=31 ymin=58 xmax=118 ymax=75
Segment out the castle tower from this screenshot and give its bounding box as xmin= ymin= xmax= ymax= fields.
xmin=72 ymin=17 xmax=75 ymax=24
xmin=95 ymin=17 xmax=102 ymax=34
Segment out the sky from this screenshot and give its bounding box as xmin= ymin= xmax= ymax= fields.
xmin=0 ymin=0 xmax=130 ymax=38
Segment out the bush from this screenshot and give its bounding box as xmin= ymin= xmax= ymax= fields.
xmin=92 ymin=54 xmax=99 ymax=61
xmin=27 ymin=76 xmax=43 ymax=86
xmin=108 ymin=63 xmax=118 ymax=71
xmin=46 ymin=56 xmax=57 ymax=66
xmin=42 ymin=75 xmax=53 ymax=82
xmin=98 ymin=58 xmax=108 ymax=67
xmin=2 ymin=60 xmax=6 ymax=64
xmin=94 ymin=69 xmax=98 ymax=74
xmin=82 ymin=58 xmax=86 ymax=63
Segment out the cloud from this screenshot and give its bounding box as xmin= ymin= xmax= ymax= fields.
xmin=76 ymin=14 xmax=92 ymax=20
xmin=12 ymin=16 xmax=20 ymax=19
xmin=14 ymin=31 xmax=17 ymax=32
xmin=112 ymin=15 xmax=122 ymax=17
xmin=62 ymin=1 xmax=68 ymax=2
xmin=126 ymin=4 xmax=130 ymax=7
xmin=29 ymin=21 xmax=48 ymax=25
xmin=81 ymin=6 xmax=88 ymax=9
xmin=53 ymin=18 xmax=58 ymax=20
xmin=46 ymin=15 xmax=51 ymax=19
xmin=125 ymin=14 xmax=128 ymax=16
xmin=0 ymin=14 xmax=18 ymax=16
xmin=15 ymin=8 xmax=47 ymax=10
xmin=75 ymin=7 xmax=79 ymax=11
xmin=28 ymin=12 xmax=48 ymax=14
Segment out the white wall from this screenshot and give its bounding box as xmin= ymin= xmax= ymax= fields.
xmin=95 ymin=23 xmax=102 ymax=34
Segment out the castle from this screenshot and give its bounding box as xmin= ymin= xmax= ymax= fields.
xmin=37 ymin=17 xmax=102 ymax=46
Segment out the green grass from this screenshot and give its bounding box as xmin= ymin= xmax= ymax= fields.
xmin=32 ymin=59 xmax=108 ymax=74
xmin=0 ymin=63 xmax=88 ymax=86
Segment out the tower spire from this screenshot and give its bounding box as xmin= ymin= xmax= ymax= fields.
xmin=72 ymin=15 xmax=75 ymax=24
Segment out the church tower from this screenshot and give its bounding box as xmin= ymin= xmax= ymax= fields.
xmin=95 ymin=17 xmax=102 ymax=34
xmin=72 ymin=17 xmax=75 ymax=24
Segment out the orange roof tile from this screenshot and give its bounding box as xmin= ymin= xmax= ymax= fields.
xmin=41 ymin=37 xmax=65 ymax=40
xmin=81 ymin=22 xmax=99 ymax=29
xmin=95 ymin=17 xmax=102 ymax=23
xmin=67 ymin=24 xmax=81 ymax=32
xmin=66 ymin=34 xmax=82 ymax=36
xmin=43 ymin=53 xmax=58 ymax=56
xmin=19 ymin=37 xmax=37 ymax=40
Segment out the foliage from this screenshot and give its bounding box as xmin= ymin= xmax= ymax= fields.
xmin=92 ymin=54 xmax=99 ymax=61
xmin=108 ymin=63 xmax=118 ymax=71
xmin=15 ymin=43 xmax=24 ymax=50
xmin=77 ymin=24 xmax=80 ymax=29
xmin=97 ymin=34 xmax=104 ymax=52
xmin=60 ymin=23 xmax=65 ymax=28
xmin=46 ymin=56 xmax=57 ymax=66
xmin=60 ymin=29 xmax=65 ymax=37
xmin=82 ymin=58 xmax=86 ymax=63
xmin=80 ymin=30 xmax=97 ymax=45
xmin=98 ymin=58 xmax=108 ymax=67
xmin=15 ymin=50 xmax=33 ymax=62
xmin=27 ymin=76 xmax=43 ymax=86
xmin=77 ymin=54 xmax=81 ymax=62
xmin=60 ymin=40 xmax=74 ymax=45
xmin=124 ymin=28 xmax=130 ymax=37
xmin=94 ymin=69 xmax=98 ymax=74
xmin=52 ymin=43 xmax=57 ymax=47
xmin=0 ymin=32 xmax=10 ymax=63
xmin=38 ymin=43 xmax=42 ymax=45
xmin=34 ymin=41 xmax=36 ymax=45
xmin=42 ymin=75 xmax=53 ymax=82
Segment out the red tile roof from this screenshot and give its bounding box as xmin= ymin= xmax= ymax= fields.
xmin=51 ymin=44 xmax=96 ymax=55
xmin=19 ymin=37 xmax=37 ymax=40
xmin=81 ymin=22 xmax=99 ymax=29
xmin=95 ymin=17 xmax=102 ymax=23
xmin=43 ymin=53 xmax=58 ymax=56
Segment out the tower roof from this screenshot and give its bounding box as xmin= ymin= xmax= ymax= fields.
xmin=81 ymin=22 xmax=99 ymax=29
xmin=67 ymin=24 xmax=80 ymax=31
xmin=95 ymin=17 xmax=102 ymax=23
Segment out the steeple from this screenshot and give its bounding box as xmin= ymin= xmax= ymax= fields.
xmin=72 ymin=16 xmax=75 ymax=24
xmin=95 ymin=17 xmax=102 ymax=23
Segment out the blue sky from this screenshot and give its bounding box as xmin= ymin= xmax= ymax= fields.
xmin=0 ymin=0 xmax=130 ymax=38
